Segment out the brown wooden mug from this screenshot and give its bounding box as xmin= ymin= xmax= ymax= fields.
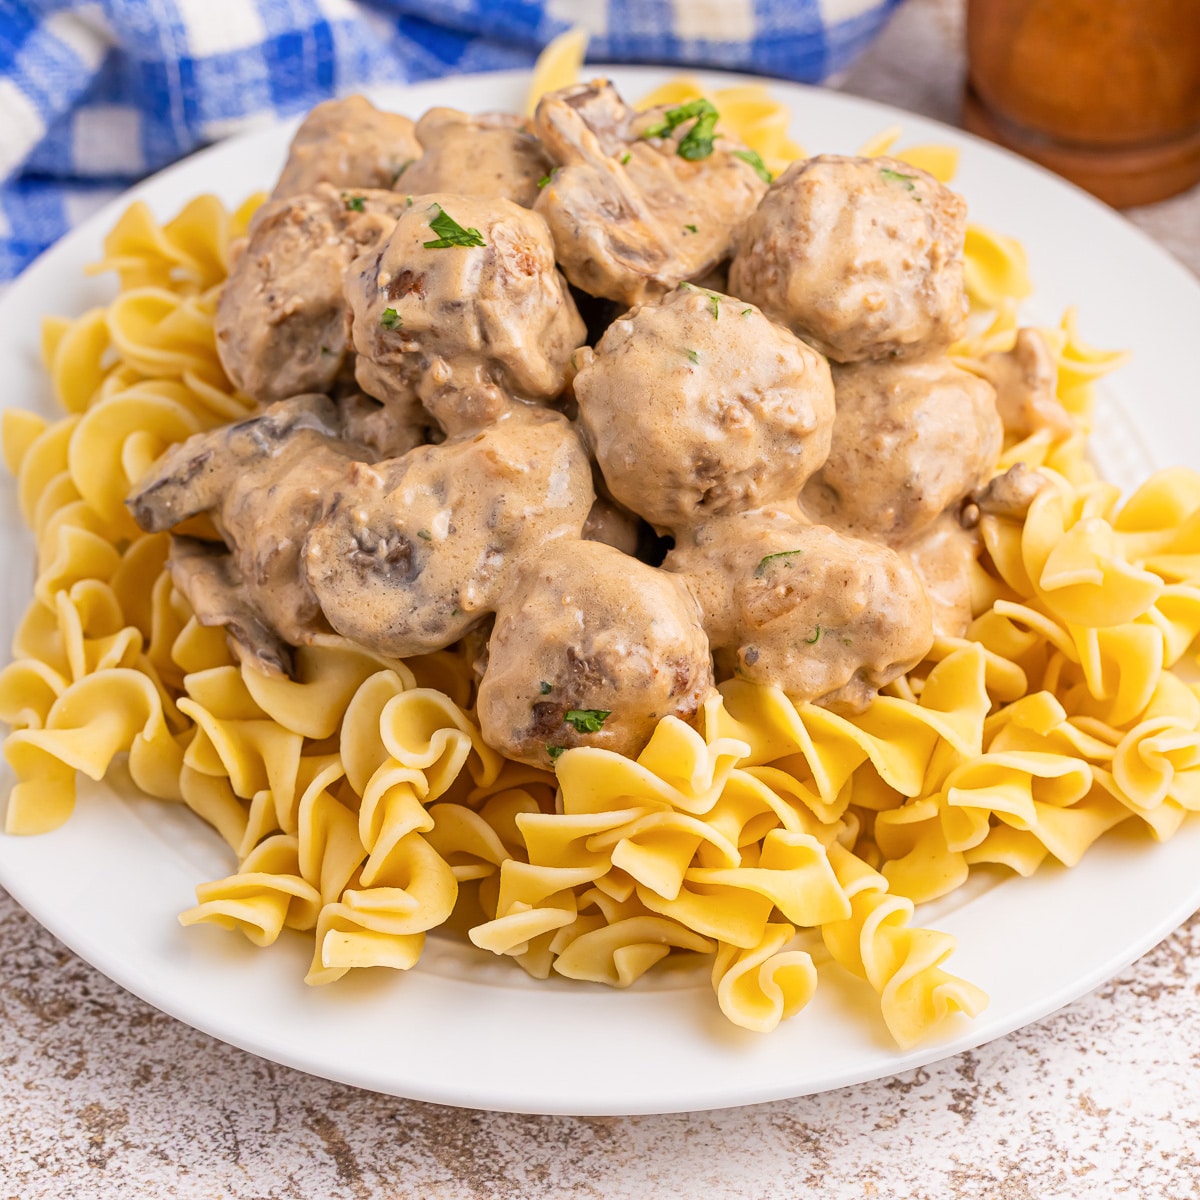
xmin=964 ymin=0 xmax=1200 ymax=208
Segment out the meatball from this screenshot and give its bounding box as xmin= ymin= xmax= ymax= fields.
xmin=729 ymin=155 xmax=968 ymax=363
xmin=215 ymin=185 xmax=410 ymax=404
xmin=478 ymin=540 xmax=714 ymax=767
xmin=667 ymin=509 xmax=933 ymax=710
xmin=803 ymin=356 xmax=1002 ymax=543
xmin=345 ymin=193 xmax=586 ymax=436
xmin=127 ymin=395 xmax=372 ymax=660
xmin=398 ymin=109 xmax=552 ymax=207
xmin=302 ymin=409 xmax=593 ymax=658
xmin=574 ymin=285 xmax=835 ymax=534
xmin=271 ymin=95 xmax=422 ymax=201
xmin=533 ymin=81 xmax=768 ymax=305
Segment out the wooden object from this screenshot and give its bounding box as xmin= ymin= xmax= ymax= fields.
xmin=964 ymin=0 xmax=1200 ymax=208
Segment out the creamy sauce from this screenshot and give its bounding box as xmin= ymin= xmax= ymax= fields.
xmin=130 ymin=89 xmax=1024 ymax=756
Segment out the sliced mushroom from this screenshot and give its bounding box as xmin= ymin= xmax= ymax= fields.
xmin=533 ymin=81 xmax=767 ymax=305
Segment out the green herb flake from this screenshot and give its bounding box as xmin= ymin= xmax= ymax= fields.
xmin=539 ymin=681 xmax=552 ymax=695
xmin=682 ymin=348 xmax=700 ymax=365
xmin=755 ymin=548 xmax=804 ymax=577
xmin=684 ymin=223 xmax=698 ymax=233
xmin=733 ymin=148 xmax=773 ymax=183
xmin=406 ymin=194 xmax=414 ymax=207
xmin=564 ymin=708 xmax=611 ymax=733
xmin=620 ymin=152 xmax=631 ymax=165
xmin=417 ymin=529 xmax=432 ymax=540
xmin=805 ymin=625 xmax=822 ymax=645
xmin=391 ymin=160 xmax=413 ymax=186
xmin=643 ymin=98 xmax=720 ymax=162
xmin=678 ymin=109 xmax=719 ymax=161
xmin=741 ymin=307 xmax=753 ymax=317
xmin=708 ymin=294 xmax=719 ymax=320
xmin=547 ymin=745 xmax=566 ymax=762
xmin=380 ymin=308 xmax=401 ymax=329
xmin=451 ymin=608 xmax=460 ymax=617
xmin=842 ymin=636 xmax=853 ymax=647
xmin=320 ymin=344 xmax=333 ymax=356
xmin=537 ymin=168 xmax=559 ymax=189
xmin=880 ymin=167 xmax=917 ymax=191
xmin=344 ymin=194 xmax=366 ymax=212
xmin=424 ymin=204 xmax=486 ymax=249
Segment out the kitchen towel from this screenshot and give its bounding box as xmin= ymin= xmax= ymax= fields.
xmin=0 ymin=0 xmax=902 ymax=278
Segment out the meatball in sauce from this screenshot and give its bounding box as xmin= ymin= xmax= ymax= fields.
xmin=574 ymin=285 xmax=835 ymax=533
xmin=345 ymin=192 xmax=585 ymax=436
xmin=478 ymin=540 xmax=714 ymax=767
xmin=730 ymin=155 xmax=968 ymax=363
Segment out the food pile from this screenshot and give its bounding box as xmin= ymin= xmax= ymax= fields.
xmin=129 ymin=80 xmax=1036 ymax=771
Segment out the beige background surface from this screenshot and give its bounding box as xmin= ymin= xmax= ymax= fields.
xmin=5 ymin=1 xmax=1200 ymax=1197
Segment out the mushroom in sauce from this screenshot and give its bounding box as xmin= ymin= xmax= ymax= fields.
xmin=533 ymin=81 xmax=768 ymax=305
xmin=215 ymin=185 xmax=413 ymax=406
xmin=301 ymin=408 xmax=594 ymax=658
xmin=127 ymin=395 xmax=373 ymax=664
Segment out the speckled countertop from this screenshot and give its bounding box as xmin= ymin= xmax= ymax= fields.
xmin=6 ymin=2 xmax=1200 ymax=1197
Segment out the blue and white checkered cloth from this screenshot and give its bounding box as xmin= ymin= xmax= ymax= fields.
xmin=0 ymin=0 xmax=902 ymax=280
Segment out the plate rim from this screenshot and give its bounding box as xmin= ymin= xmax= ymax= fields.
xmin=1 ymin=64 xmax=1199 ymax=1116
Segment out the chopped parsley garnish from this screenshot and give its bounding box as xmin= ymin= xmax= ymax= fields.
xmin=423 ymin=204 xmax=486 ymax=248
xmin=684 ymin=223 xmax=698 ymax=233
xmin=547 ymin=745 xmax=566 ymax=762
xmin=620 ymin=152 xmax=631 ymax=165
xmin=537 ymin=168 xmax=559 ymax=188
xmin=741 ymin=307 xmax=753 ymax=317
xmin=380 ymin=308 xmax=401 ymax=329
xmin=678 ymin=111 xmax=719 ymax=160
xmin=755 ymin=548 xmax=804 ymax=577
xmin=842 ymin=636 xmax=854 ymax=647
xmin=682 ymin=348 xmax=700 ymax=364
xmin=708 ymin=294 xmax=719 ymax=320
xmin=417 ymin=529 xmax=432 ymax=540
xmin=344 ymin=194 xmax=366 ymax=212
xmin=643 ymin=98 xmax=720 ymax=162
xmin=405 ymin=194 xmax=413 ymax=207
xmin=539 ymin=681 xmax=552 ymax=695
xmin=391 ymin=160 xmax=413 ymax=186
xmin=564 ymin=708 xmax=611 ymax=733
xmin=805 ymin=625 xmax=822 ymax=644
xmin=320 ymin=344 xmax=333 ymax=355
xmin=880 ymin=167 xmax=917 ymax=191
xmin=733 ymin=148 xmax=773 ymax=183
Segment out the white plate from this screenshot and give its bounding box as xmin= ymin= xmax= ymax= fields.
xmin=1 ymin=67 xmax=1199 ymax=1118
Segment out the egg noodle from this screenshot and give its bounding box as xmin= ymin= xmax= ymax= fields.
xmin=2 ymin=61 xmax=1199 ymax=1050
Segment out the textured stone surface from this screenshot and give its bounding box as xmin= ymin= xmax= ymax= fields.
xmin=5 ymin=2 xmax=1200 ymax=1196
